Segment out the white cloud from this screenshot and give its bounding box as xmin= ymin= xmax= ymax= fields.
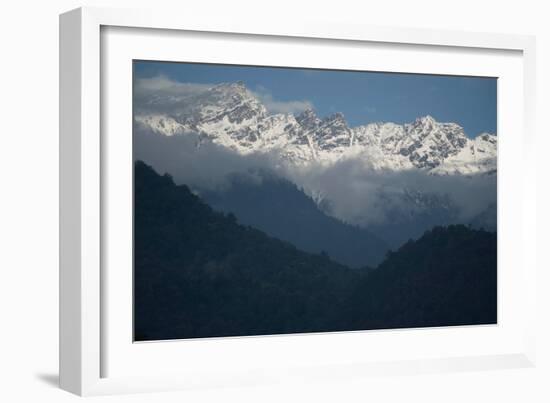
xmin=133 ymin=75 xmax=214 ymax=116
xmin=134 ymin=75 xmax=211 ymax=95
xmin=252 ymin=86 xmax=313 ymax=115
xmin=286 ymin=158 xmax=496 ymax=228
xmin=134 ymin=123 xmax=277 ymax=191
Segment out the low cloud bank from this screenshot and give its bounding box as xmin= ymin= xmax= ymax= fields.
xmin=252 ymin=86 xmax=313 ymax=115
xmin=286 ymin=158 xmax=496 ymax=226
xmin=134 ymin=124 xmax=275 ymax=191
xmin=135 ymin=125 xmax=496 ymax=228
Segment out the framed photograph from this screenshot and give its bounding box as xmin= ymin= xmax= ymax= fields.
xmin=60 ymin=7 xmax=537 ymax=396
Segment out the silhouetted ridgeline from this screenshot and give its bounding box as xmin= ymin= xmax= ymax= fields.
xmin=348 ymin=225 xmax=497 ymax=329
xmin=134 ymin=161 xmax=497 ymax=341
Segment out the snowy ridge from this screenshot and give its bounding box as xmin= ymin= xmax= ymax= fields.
xmin=135 ymin=81 xmax=496 ymax=175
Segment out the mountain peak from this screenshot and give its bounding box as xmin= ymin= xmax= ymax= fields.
xmin=296 ymin=107 xmax=317 ymax=119
xmin=415 ymin=115 xmax=437 ymax=126
xmin=296 ymin=108 xmax=321 ymax=129
xmin=298 ymin=107 xmax=317 ymax=118
xmin=476 ymin=132 xmax=496 ymax=141
xmin=326 ymin=112 xmax=346 ymax=121
xmin=224 ymin=80 xmax=246 ymax=88
xmin=211 ymin=81 xmax=249 ymax=95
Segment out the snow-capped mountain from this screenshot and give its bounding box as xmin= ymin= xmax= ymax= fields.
xmin=351 ymin=116 xmax=496 ymax=174
xmin=135 ymin=81 xmax=496 ymax=176
xmin=134 ymin=80 xmax=497 ymax=244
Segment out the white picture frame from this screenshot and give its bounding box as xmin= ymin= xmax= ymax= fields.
xmin=59 ymin=6 xmax=537 ymax=396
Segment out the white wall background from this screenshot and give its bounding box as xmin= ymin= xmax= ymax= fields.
xmin=0 ymin=0 xmax=548 ymax=401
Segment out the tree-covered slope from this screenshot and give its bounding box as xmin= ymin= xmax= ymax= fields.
xmin=348 ymin=225 xmax=497 ymax=329
xmin=134 ymin=161 xmax=359 ymax=341
xmin=134 ymin=161 xmax=497 ymax=341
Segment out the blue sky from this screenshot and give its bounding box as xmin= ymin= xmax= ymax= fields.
xmin=134 ymin=61 xmax=497 ymax=138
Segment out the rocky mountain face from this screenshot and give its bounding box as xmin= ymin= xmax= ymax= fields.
xmin=135 ymin=81 xmax=497 ymax=176
xmin=134 ymin=81 xmax=497 ymax=246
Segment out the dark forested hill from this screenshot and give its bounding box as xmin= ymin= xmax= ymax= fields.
xmin=134 ymin=161 xmax=359 ymax=341
xmin=200 ymin=173 xmax=389 ymax=268
xmin=134 ymin=161 xmax=497 ymax=341
xmin=348 ymin=225 xmax=497 ymax=329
